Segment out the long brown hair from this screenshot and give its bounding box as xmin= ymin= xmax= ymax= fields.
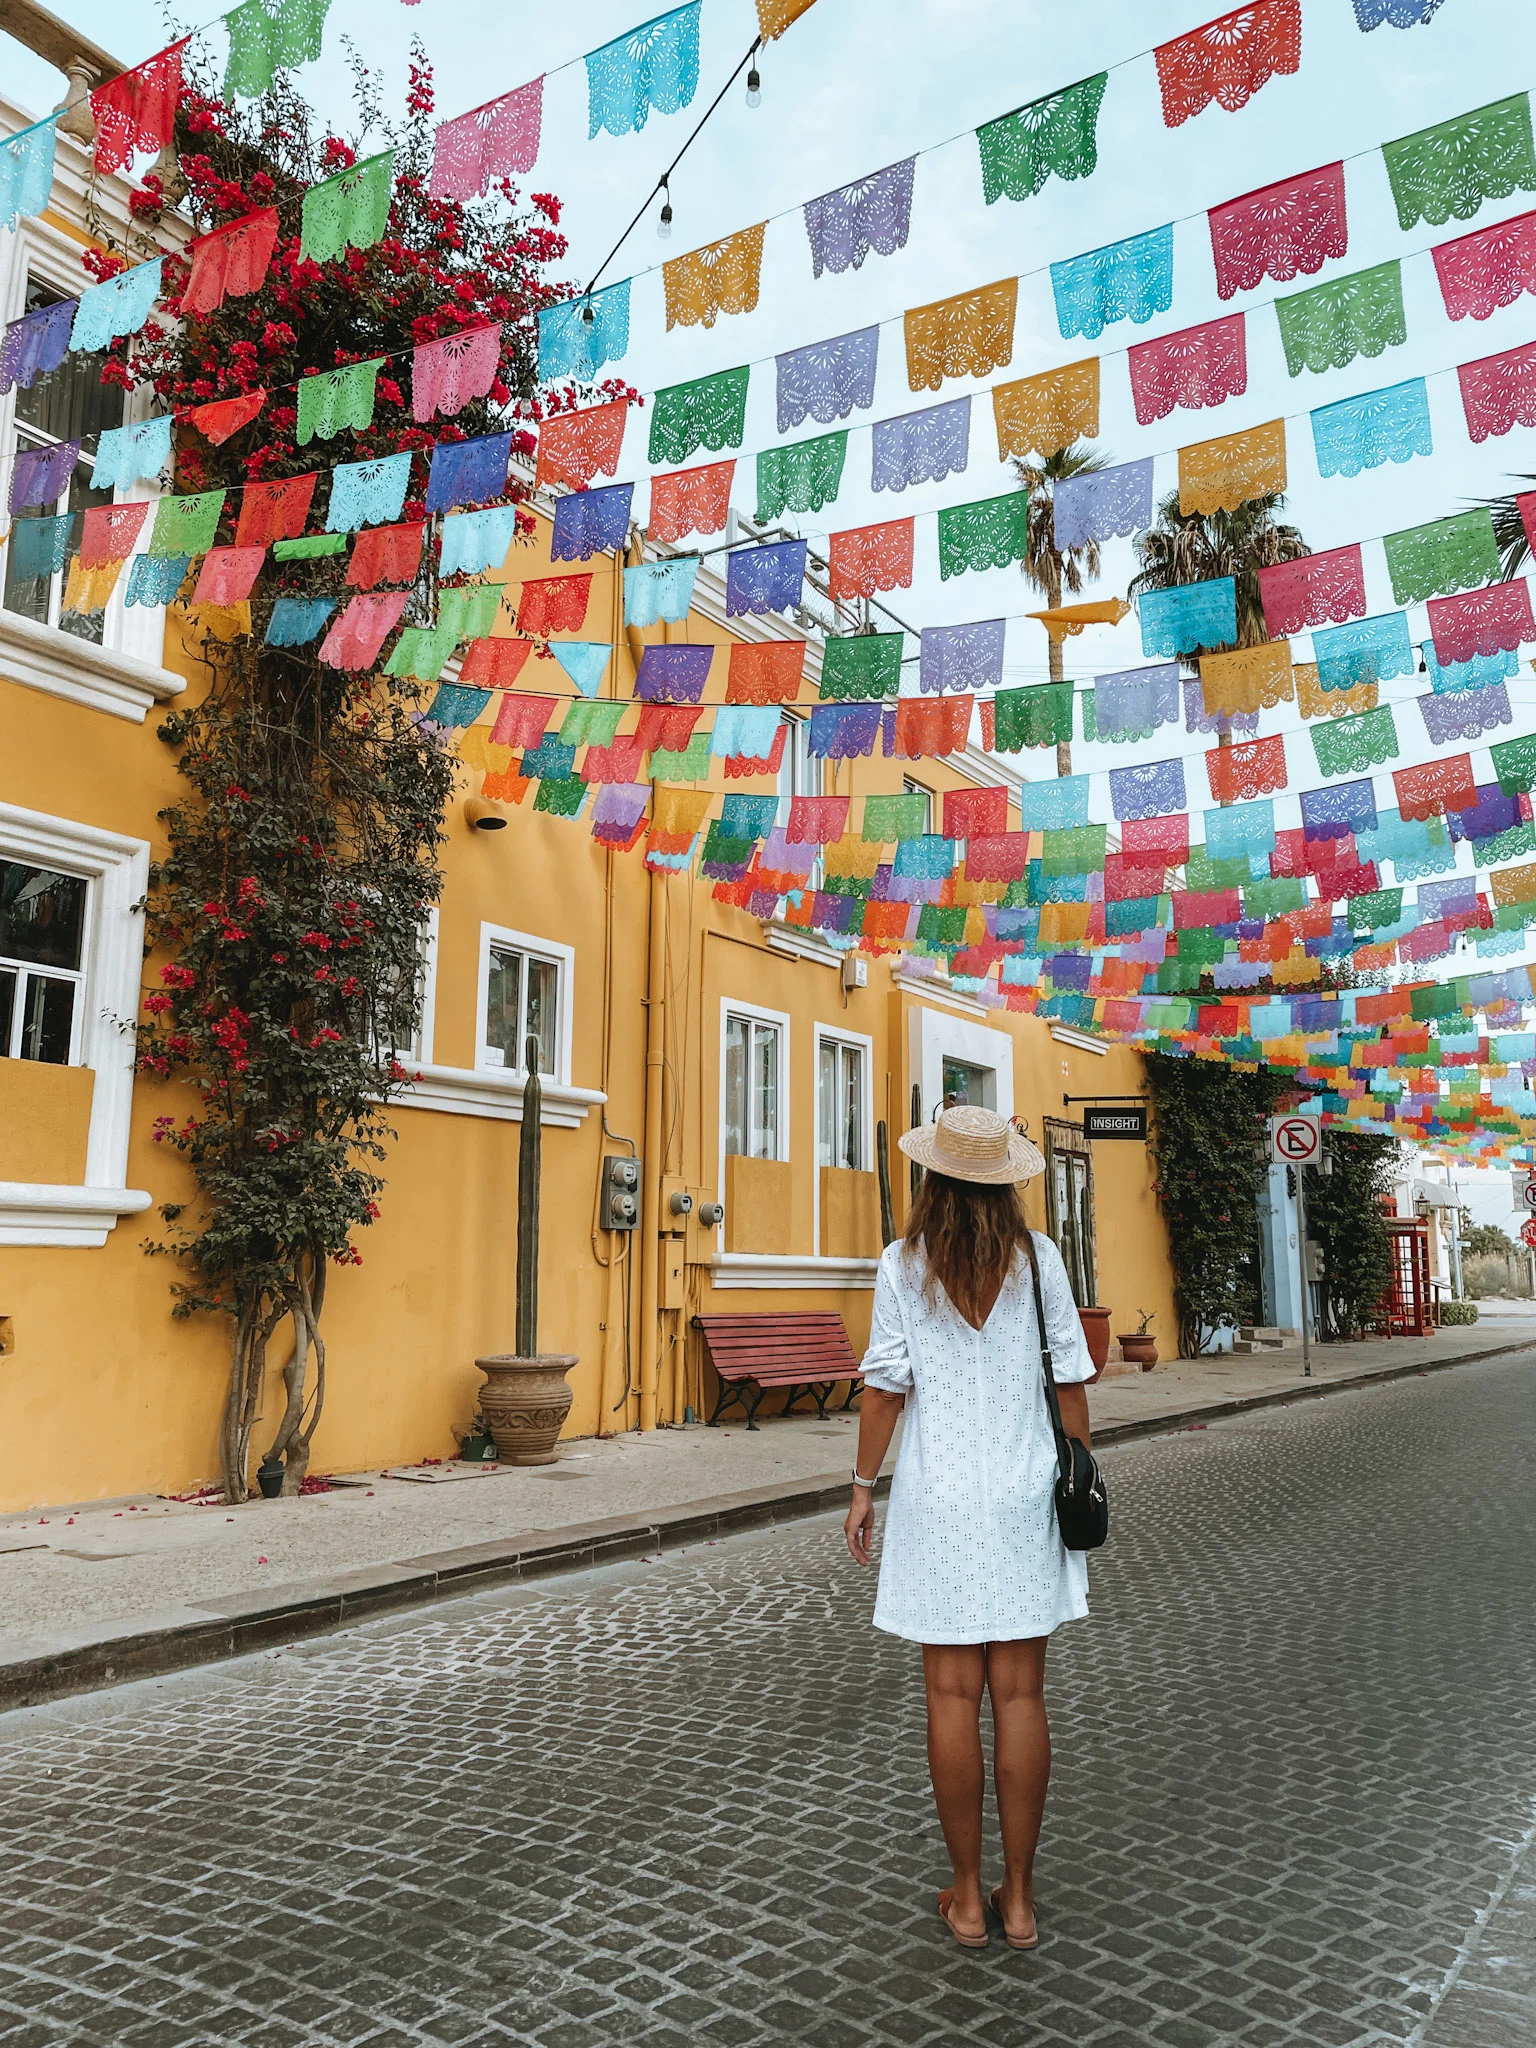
xmin=904 ymin=1171 xmax=1033 ymax=1327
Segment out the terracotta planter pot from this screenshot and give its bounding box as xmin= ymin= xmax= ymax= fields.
xmin=476 ymin=1353 xmax=577 ymax=1466
xmin=1117 ymin=1334 xmax=1159 ymax=1371
xmin=1076 ymin=1307 xmax=1112 ymax=1379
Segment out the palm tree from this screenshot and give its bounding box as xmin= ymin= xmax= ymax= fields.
xmin=1479 ymin=474 xmax=1535 ymax=578
xmin=1129 ymin=490 xmax=1309 ymax=802
xmin=1015 ymin=441 xmax=1109 ymax=775
xmin=1129 ymin=489 xmax=1308 ymax=652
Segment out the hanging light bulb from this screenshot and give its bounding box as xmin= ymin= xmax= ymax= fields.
xmin=657 ymin=177 xmax=673 ymax=240
xmin=580 ymin=298 xmax=596 ymax=326
xmin=745 ymin=61 xmax=762 ymax=108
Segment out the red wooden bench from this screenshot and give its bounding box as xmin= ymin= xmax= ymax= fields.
xmin=693 ymin=1312 xmax=863 ymax=1429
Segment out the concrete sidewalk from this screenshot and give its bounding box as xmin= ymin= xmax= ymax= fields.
xmin=2 ymin=1313 xmax=1532 ymax=1712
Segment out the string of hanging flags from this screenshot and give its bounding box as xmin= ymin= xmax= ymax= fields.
xmin=0 ymin=0 xmax=821 ymax=239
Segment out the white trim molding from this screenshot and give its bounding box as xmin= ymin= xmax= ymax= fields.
xmin=0 ymin=802 xmax=151 ymax=1245
xmin=761 ymin=921 xmax=843 ymax=968
xmin=0 ymin=1182 xmax=151 ymax=1248
xmin=397 ymin=1063 xmax=604 ymax=1129
xmin=908 ymin=1003 xmax=1015 ymax=1125
xmin=893 ymin=961 xmax=986 ymax=1019
xmin=1051 ymin=1025 xmax=1109 ymax=1057
xmin=0 ymin=607 xmax=184 ymax=724
xmin=709 ymin=1252 xmax=878 ymax=1291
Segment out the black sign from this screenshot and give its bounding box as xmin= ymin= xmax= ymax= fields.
xmin=1083 ymin=1104 xmax=1147 ymax=1142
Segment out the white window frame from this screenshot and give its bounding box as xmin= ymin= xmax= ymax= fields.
xmin=366 ymin=904 xmax=436 ymax=1068
xmin=0 ymin=211 xmax=179 ymax=719
xmin=814 ymin=1023 xmax=873 ymax=1173
xmin=721 ymin=1000 xmax=790 ymax=1166
xmin=907 ymin=1003 xmax=1015 ymax=1128
xmin=474 ymin=922 xmax=574 ymax=1085
xmin=814 ymin=1021 xmax=873 ymax=1261
xmin=0 ymin=853 xmax=89 ymax=1064
xmin=0 ymin=801 xmax=151 ymax=1246
xmin=716 ymin=997 xmax=792 ymax=1256
xmin=902 ymin=776 xmax=933 ymax=835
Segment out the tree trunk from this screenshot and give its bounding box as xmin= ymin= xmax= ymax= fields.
xmin=1042 ymin=556 xmax=1070 ymax=778
xmin=259 ymin=1252 xmax=329 ymax=1496
xmin=221 ymin=1293 xmax=283 ymax=1502
xmin=1049 ymin=629 xmax=1071 ymax=777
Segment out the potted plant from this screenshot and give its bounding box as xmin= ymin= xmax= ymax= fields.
xmin=1117 ymin=1309 xmax=1158 ymax=1371
xmin=476 ymin=1037 xmax=578 ymax=1465
xmin=457 ymin=1413 xmax=498 ymax=1464
xmin=1076 ymin=1305 xmax=1113 ymax=1377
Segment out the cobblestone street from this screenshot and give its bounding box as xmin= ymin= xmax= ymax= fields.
xmin=1 ymin=1357 xmax=1532 ymax=2048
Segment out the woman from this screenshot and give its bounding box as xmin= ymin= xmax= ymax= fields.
xmin=844 ymin=1104 xmax=1095 ymax=1952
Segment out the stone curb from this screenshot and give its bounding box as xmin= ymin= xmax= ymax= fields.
xmin=0 ymin=1337 xmax=1527 ymax=1717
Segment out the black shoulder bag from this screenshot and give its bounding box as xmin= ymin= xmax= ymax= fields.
xmin=1022 ymin=1234 xmax=1109 ymax=1552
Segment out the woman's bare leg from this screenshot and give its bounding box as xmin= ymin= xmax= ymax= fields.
xmin=922 ymin=1643 xmax=988 ymax=1937
xmin=985 ymin=1637 xmax=1050 ymax=1941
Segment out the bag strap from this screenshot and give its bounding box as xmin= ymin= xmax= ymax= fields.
xmin=1022 ymin=1230 xmax=1073 ymax=1489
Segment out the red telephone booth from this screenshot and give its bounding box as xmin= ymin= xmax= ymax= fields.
xmin=1378 ymin=1219 xmax=1432 ymax=1336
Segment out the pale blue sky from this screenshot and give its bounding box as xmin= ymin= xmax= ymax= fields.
xmin=9 ymin=0 xmax=1536 ymax=1214
xmin=11 ymin=0 xmax=1533 ymax=692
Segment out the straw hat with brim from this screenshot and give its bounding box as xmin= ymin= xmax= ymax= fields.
xmin=897 ymin=1104 xmax=1045 ymax=1185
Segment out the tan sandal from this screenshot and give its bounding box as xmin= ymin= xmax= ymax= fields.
xmin=988 ymin=1887 xmax=1040 ymax=1951
xmin=937 ymin=1888 xmax=990 ymax=1949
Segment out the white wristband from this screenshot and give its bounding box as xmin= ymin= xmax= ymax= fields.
xmin=852 ymin=1471 xmax=880 ymax=1490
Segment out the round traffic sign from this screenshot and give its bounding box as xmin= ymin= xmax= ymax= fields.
xmin=1523 ymin=1178 xmax=1536 ymax=1214
xmin=1272 ymin=1114 xmax=1321 ymax=1164
xmin=1522 ymin=1217 xmax=1536 ymax=1249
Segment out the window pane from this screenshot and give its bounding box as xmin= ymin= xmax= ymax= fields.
xmin=0 ymin=967 xmax=15 ymax=1057
xmin=17 ymin=972 xmax=75 ymax=1063
xmin=0 ymin=861 xmax=86 ymax=969
xmin=14 ymin=287 xmax=125 ymax=449
xmin=526 ymin=957 xmax=557 ymax=1075
xmin=6 ymin=282 xmax=124 ymax=645
xmin=724 ymin=1015 xmax=747 ymax=1157
xmin=484 ymin=948 xmax=522 ymax=1068
xmin=817 ymin=1041 xmax=835 ymax=1169
xmin=841 ymin=1045 xmax=863 ymax=1170
xmin=750 ymin=1022 xmax=778 ymax=1159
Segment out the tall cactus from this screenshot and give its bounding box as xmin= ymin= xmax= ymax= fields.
xmin=515 ymin=1031 xmax=541 ymax=1357
xmin=875 ymin=1119 xmax=896 ymax=1246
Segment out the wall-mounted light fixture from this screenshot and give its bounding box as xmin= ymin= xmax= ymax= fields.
xmin=464 ymin=797 xmax=508 ymax=831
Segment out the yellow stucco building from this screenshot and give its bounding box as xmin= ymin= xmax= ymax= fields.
xmin=0 ymin=95 xmax=1177 ymax=1514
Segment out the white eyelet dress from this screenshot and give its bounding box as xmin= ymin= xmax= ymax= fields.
xmin=861 ymin=1232 xmax=1096 ymax=1646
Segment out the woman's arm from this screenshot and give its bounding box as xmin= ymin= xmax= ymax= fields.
xmin=1055 ymin=1382 xmax=1091 ymax=1448
xmin=844 ymin=1388 xmax=905 ymax=1564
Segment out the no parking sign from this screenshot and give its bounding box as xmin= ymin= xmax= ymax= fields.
xmin=1267 ymin=1113 xmax=1321 ymax=1167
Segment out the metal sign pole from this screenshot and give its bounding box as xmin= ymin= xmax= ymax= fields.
xmin=1296 ymin=1164 xmax=1312 ymax=1381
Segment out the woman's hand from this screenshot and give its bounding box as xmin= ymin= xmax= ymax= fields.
xmin=845 ymin=1487 xmax=875 ymax=1565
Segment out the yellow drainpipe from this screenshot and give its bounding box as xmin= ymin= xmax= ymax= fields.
xmin=624 ymin=527 xmax=667 ymax=1432
xmin=639 ymin=865 xmax=667 ymax=1430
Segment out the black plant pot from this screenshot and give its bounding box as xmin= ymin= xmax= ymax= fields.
xmin=256 ymin=1454 xmax=285 ymax=1499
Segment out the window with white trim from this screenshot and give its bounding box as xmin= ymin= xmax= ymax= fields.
xmin=2 ymin=277 xmax=129 ymax=646
xmin=817 ymin=1034 xmax=866 ymax=1170
xmin=776 ymin=712 xmax=819 ymax=803
xmin=481 ymin=938 xmax=561 ymax=1077
xmin=724 ymin=1011 xmax=782 ymax=1159
xmin=0 ymin=857 xmax=88 ymax=1063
